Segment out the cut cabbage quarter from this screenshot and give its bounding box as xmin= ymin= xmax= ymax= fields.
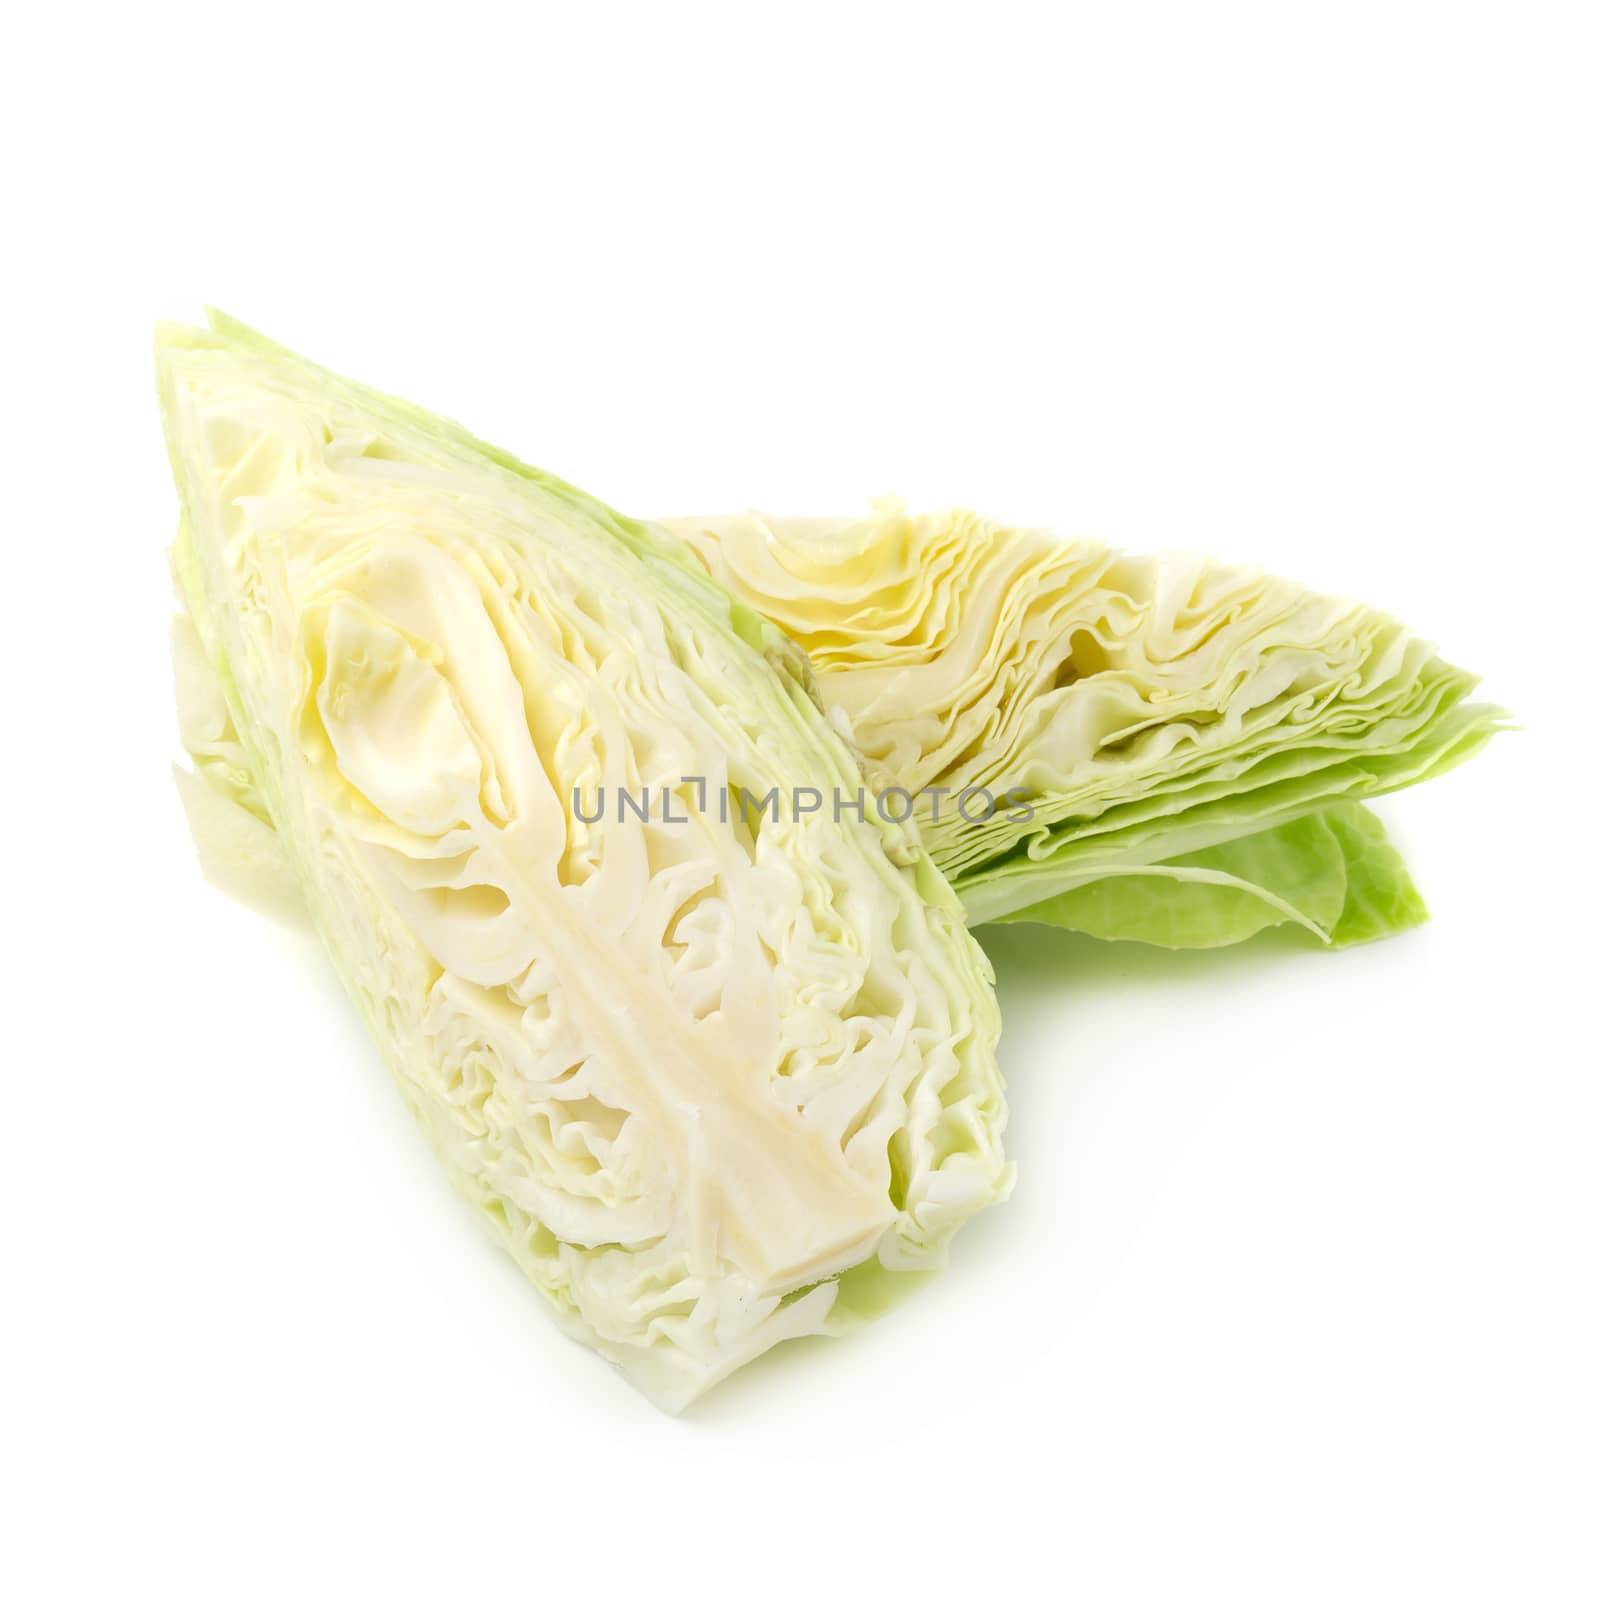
xmin=160 ymin=317 xmax=1009 ymax=1411
xmin=668 ymin=501 xmax=1504 ymax=946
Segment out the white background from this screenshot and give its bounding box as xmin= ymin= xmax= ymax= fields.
xmin=4 ymin=4 xmax=1596 ymax=1595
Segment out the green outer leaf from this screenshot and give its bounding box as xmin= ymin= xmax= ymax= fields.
xmin=998 ymin=802 xmax=1426 ymax=949
xmin=1324 ymin=803 xmax=1429 ymax=947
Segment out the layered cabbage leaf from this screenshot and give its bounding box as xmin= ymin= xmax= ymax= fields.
xmin=668 ymin=500 xmax=1504 ymax=946
xmin=161 ymin=317 xmax=1010 ymax=1411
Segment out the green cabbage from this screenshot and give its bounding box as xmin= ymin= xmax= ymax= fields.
xmin=668 ymin=500 xmax=1504 ymax=948
xmin=161 ymin=316 xmax=1010 ymax=1411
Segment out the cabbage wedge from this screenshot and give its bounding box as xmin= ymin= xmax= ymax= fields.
xmin=668 ymin=501 xmax=1504 ymax=947
xmin=161 ymin=317 xmax=1010 ymax=1410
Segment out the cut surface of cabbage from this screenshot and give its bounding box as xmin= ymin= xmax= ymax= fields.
xmin=668 ymin=500 xmax=1504 ymax=944
xmin=161 ymin=317 xmax=1010 ymax=1411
